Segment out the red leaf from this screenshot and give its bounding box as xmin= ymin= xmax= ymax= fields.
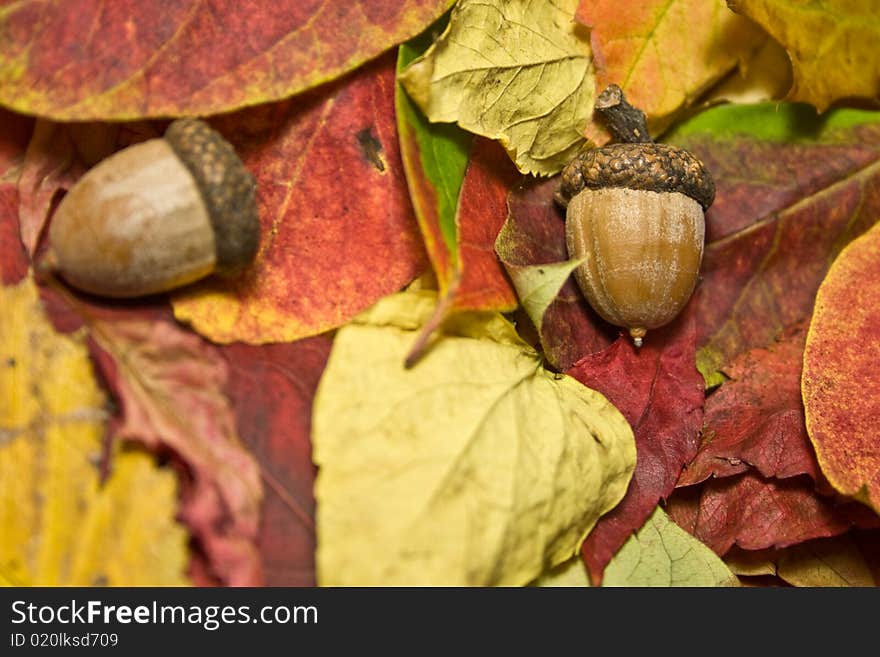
xmin=677 ymin=122 xmax=880 ymax=377
xmin=0 ymin=1 xmax=454 ymax=120
xmin=497 ymin=178 xmax=614 ymax=370
xmin=567 ymin=306 xmax=704 ymax=584
xmin=667 ymin=472 xmax=879 ymax=555
xmin=679 ymin=322 xmax=819 ymax=486
xmin=88 ymin=319 xmax=263 ymax=586
xmin=452 ymin=138 xmax=520 ymax=313
xmin=223 ymin=338 xmax=332 ymax=586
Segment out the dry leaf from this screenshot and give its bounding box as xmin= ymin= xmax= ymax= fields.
xmin=313 ymin=290 xmax=635 ymax=585
xmin=0 ymin=277 xmax=188 ymax=585
xmin=399 ymin=0 xmax=595 ymax=175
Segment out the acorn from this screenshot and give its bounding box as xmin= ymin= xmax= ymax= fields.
xmin=46 ymin=118 xmax=259 ymax=298
xmin=556 ymin=87 xmax=714 ymax=347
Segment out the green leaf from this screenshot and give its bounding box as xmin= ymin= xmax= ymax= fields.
xmin=313 ymin=290 xmax=636 ymax=585
xmin=602 ymin=507 xmax=739 ymax=587
xmin=396 ymin=28 xmax=471 ymax=281
xmin=398 ymin=0 xmax=594 ymax=176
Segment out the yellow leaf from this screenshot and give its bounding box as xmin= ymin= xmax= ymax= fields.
xmin=398 ymin=0 xmax=594 ymax=176
xmin=777 ymin=536 xmax=874 ymax=587
xmin=0 ymin=277 xmax=188 ymax=586
xmin=602 ymin=507 xmax=739 ymax=587
xmin=313 ymin=290 xmax=635 ymax=585
xmin=729 ymin=0 xmax=880 ymax=111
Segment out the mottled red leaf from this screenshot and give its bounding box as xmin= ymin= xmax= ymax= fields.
xmin=0 ymin=1 xmax=454 ymax=120
xmin=803 ymin=222 xmax=880 ymax=513
xmin=667 ymin=472 xmax=878 ymax=556
xmin=668 ymin=109 xmax=880 ymax=380
xmin=452 ymin=138 xmax=520 ymax=312
xmin=568 ymin=307 xmax=704 ymax=584
xmin=171 ymin=54 xmax=428 ymax=344
xmin=679 ymin=323 xmax=819 ymax=486
xmin=496 ymin=178 xmax=614 ymax=370
xmin=88 ymin=319 xmax=263 ymax=586
xmin=223 ymin=337 xmax=332 ymax=586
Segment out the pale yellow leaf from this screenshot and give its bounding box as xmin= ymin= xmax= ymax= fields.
xmin=602 ymin=507 xmax=739 ymax=587
xmin=399 ymin=0 xmax=594 ymax=176
xmin=0 ymin=277 xmax=188 ymax=586
xmin=313 ymin=289 xmax=635 ymax=585
xmin=506 ymin=258 xmax=586 ymax=336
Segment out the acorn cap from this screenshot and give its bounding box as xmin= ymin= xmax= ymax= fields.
xmin=164 ymin=118 xmax=260 ymax=275
xmin=557 ymin=142 xmax=715 ymax=212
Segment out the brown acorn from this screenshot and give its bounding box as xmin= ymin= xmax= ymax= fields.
xmin=556 ymin=86 xmax=715 ymax=347
xmin=46 ymin=118 xmax=259 ymax=298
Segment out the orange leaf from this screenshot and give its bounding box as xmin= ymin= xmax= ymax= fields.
xmin=0 ymin=1 xmax=454 ymax=120
xmin=172 ymin=54 xmax=427 ymax=344
xmin=578 ymin=0 xmax=764 ymax=134
xmin=803 ymin=221 xmax=880 ymax=514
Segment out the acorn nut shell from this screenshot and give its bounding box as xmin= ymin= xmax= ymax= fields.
xmin=559 ymin=142 xmax=714 ymax=346
xmin=47 ymin=118 xmax=259 ymax=298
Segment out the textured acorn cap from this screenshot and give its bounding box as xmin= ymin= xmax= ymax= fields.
xmin=164 ymin=118 xmax=259 ymax=275
xmin=557 ymin=142 xmax=715 ymax=212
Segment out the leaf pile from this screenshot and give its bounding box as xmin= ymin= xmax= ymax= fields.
xmin=1 ymin=0 xmax=879 ymax=587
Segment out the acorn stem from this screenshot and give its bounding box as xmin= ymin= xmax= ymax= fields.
xmin=594 ymin=84 xmax=652 ymax=144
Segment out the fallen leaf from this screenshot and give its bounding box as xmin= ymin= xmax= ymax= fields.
xmin=87 ymin=318 xmax=263 ymax=586
xmin=0 ymin=1 xmax=454 ymax=120
xmin=0 ymin=109 xmax=32 ymax=285
xmin=666 ymin=471 xmax=876 ymax=555
xmin=222 ymin=337 xmax=332 ymax=586
xmin=396 ymin=30 xmax=472 ymax=293
xmin=679 ymin=323 xmax=819 ymax=486
xmin=0 ymin=276 xmax=188 ymax=585
xmin=578 ymin=0 xmax=764 ymax=134
xmin=501 ymin=258 xmax=586 ymax=338
xmin=723 ymin=546 xmax=778 ymax=577
xmin=776 ymin=535 xmax=876 ymax=587
xmin=16 ymin=121 xmax=82 ymax=256
xmin=172 ymin=54 xmax=427 ymax=344
xmin=702 ymin=36 xmax=792 ymax=106
xmin=531 ymin=557 xmax=592 ymax=587
xmin=313 ymin=289 xmax=635 ymax=585
xmin=496 ymin=177 xmax=615 ymax=371
xmin=728 ymin=0 xmax=880 ymax=111
xmin=569 ymin=308 xmax=705 ymax=584
xmin=602 ymin=507 xmax=738 ymax=587
xmin=399 ymin=0 xmax=595 ymax=176
xmin=665 ymin=104 xmax=880 ymax=384
xmin=451 ymin=138 xmax=521 ymax=313
xmin=803 ymin=221 xmax=880 ymax=513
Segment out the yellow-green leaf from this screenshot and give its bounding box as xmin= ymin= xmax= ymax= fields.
xmin=0 ymin=277 xmax=188 ymax=586
xmin=398 ymin=0 xmax=594 ymax=176
xmin=313 ymin=290 xmax=635 ymax=585
xmin=504 ymin=258 xmax=586 ymax=336
xmin=729 ymin=0 xmax=880 ymax=111
xmin=777 ymin=536 xmax=875 ymax=587
xmin=602 ymin=507 xmax=739 ymax=587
